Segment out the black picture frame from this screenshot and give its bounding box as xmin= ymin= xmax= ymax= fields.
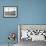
xmin=3 ymin=6 xmax=18 ymax=18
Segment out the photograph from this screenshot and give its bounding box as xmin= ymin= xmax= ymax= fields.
xmin=3 ymin=6 xmax=17 ymax=17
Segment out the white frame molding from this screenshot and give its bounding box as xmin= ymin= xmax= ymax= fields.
xmin=18 ymin=25 xmax=21 ymax=43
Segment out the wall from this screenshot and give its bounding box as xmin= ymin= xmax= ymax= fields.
xmin=0 ymin=0 xmax=18 ymax=44
xmin=18 ymin=0 xmax=46 ymax=24
xmin=0 ymin=0 xmax=46 ymax=44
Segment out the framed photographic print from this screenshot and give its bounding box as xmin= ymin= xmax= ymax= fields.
xmin=18 ymin=24 xmax=46 ymax=42
xmin=3 ymin=6 xmax=17 ymax=18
